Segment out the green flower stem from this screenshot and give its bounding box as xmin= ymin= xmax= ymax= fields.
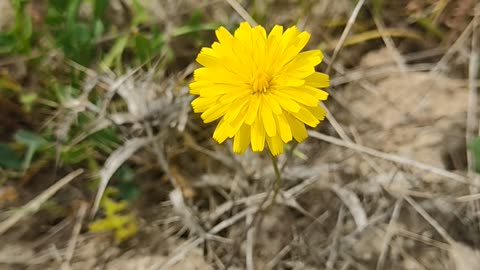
xmin=270 ymin=154 xmax=283 ymax=203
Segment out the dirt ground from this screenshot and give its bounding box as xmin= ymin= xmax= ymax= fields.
xmin=1 ymin=0 xmax=480 ymax=269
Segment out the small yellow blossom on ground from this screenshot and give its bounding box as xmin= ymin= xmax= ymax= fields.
xmin=190 ymin=22 xmax=329 ymax=156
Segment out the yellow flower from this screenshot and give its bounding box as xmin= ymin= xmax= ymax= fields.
xmin=190 ymin=22 xmax=329 ymax=156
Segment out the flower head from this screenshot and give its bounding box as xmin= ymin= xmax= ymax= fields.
xmin=190 ymin=22 xmax=329 ymax=156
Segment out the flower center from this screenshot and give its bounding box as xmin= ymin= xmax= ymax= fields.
xmin=251 ymin=70 xmax=271 ymax=93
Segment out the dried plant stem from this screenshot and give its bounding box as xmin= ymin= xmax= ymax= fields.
xmin=0 ymin=169 xmax=83 ymax=236
xmin=308 ymin=131 xmax=471 ymax=186
xmin=326 ymin=0 xmax=366 ymax=74
xmin=225 ymin=0 xmax=257 ymax=26
xmin=270 ymin=155 xmax=283 ymax=204
xmin=466 ymin=4 xmax=479 ymax=182
xmin=467 ymin=2 xmax=480 ymax=235
xmin=404 ymin=196 xmax=454 ymax=244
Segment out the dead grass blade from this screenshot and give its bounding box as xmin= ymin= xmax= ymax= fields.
xmin=332 ymin=28 xmax=422 ymax=48
xmin=450 ymin=242 xmax=480 ymax=270
xmin=330 ymin=184 xmax=368 ymax=231
xmin=326 ymin=0 xmax=366 ymax=74
xmin=431 ymin=19 xmax=474 ymax=73
xmin=404 ymin=196 xmax=454 ymax=244
xmin=466 ymin=2 xmax=480 ymax=240
xmin=376 ymin=198 xmax=403 ymax=270
xmin=92 ymin=138 xmax=151 ymax=216
xmin=373 ymin=17 xmax=408 ymax=72
xmin=0 ymin=169 xmax=84 ymax=236
xmin=308 ymin=131 xmax=471 ymax=185
xmin=225 ymin=0 xmax=257 ymax=26
xmin=466 ymin=3 xmax=480 ymax=183
xmin=61 ymin=201 xmax=88 ymax=270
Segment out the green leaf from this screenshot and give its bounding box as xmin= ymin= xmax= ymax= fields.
xmin=20 ymin=93 xmax=38 ymax=112
xmin=414 ymin=17 xmax=444 ymax=39
xmin=131 ymin=0 xmax=149 ymax=26
xmin=470 ymin=137 xmax=480 ymax=173
xmin=115 ymin=166 xmax=139 ymax=200
xmin=14 ymin=130 xmax=47 ymax=148
xmin=61 ymin=144 xmax=91 ymax=164
xmin=11 ymin=0 xmax=33 ymax=52
xmin=0 ymin=143 xmax=23 ymax=170
xmin=0 ymin=33 xmax=15 ymax=53
xmin=93 ymin=0 xmax=108 ymax=21
xmin=372 ymin=0 xmax=384 ymax=17
xmin=101 ymin=35 xmax=129 ymax=69
xmin=14 ymin=129 xmax=48 ymax=170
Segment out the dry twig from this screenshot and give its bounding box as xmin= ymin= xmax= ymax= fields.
xmin=225 ymin=0 xmax=257 ymax=26
xmin=308 ymin=131 xmax=471 ymax=185
xmin=61 ymin=202 xmax=88 ymax=270
xmin=326 ymin=0 xmax=366 ymax=74
xmin=404 ymin=196 xmax=454 ymax=244
xmin=0 ymin=169 xmax=83 ymax=236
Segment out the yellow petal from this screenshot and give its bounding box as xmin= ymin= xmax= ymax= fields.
xmin=273 ymin=95 xmax=300 ymax=113
xmin=276 ymin=31 xmax=311 ymax=68
xmin=275 ymin=113 xmax=292 ymax=143
xmin=196 ymin=48 xmax=220 ymax=67
xmin=266 ymin=135 xmax=284 ymax=156
xmin=216 ymin=26 xmax=234 ymax=46
xmin=279 ymin=26 xmax=301 ymax=49
xmin=194 ymin=67 xmax=245 ymax=85
xmin=282 ymin=50 xmax=322 ymax=77
xmin=219 ymin=89 xmax=250 ymax=104
xmin=291 ymin=106 xmax=320 ymax=127
xmin=231 ymin=38 xmax=255 ymax=77
xmin=201 ymin=102 xmax=229 ymax=123
xmin=226 ymin=106 xmax=248 ymax=138
xmin=264 ymin=93 xmax=282 ymax=114
xmin=265 ymin=25 xmax=284 ymax=71
xmin=272 ymin=77 xmax=304 ymax=87
xmin=213 ymin=118 xmax=230 ymax=143
xmin=285 ymin=49 xmax=321 ymax=70
xmin=251 ymin=116 xmax=266 ymax=152
xmin=234 ymin=22 xmax=254 ymax=54
xmin=189 ymin=81 xmax=210 ymax=95
xmin=260 ymin=97 xmax=276 ymax=137
xmin=191 ymin=97 xmax=218 ymax=113
xmin=197 ymin=83 xmax=245 ymax=98
xmin=301 ymin=86 xmax=329 ymax=100
xmin=245 ymin=95 xmax=261 ymax=125
xmin=252 ymin=26 xmax=267 ymax=67
xmin=275 ymin=89 xmax=319 ymax=107
xmin=285 ymin=113 xmax=308 ymax=142
xmin=307 ymin=105 xmax=326 ymax=120
xmin=223 ymin=97 xmax=250 ymax=122
xmin=233 ymin=124 xmax=250 ymax=154
xmin=305 ymin=72 xmax=330 ymax=88
xmin=268 ymin=25 xmax=284 ymax=39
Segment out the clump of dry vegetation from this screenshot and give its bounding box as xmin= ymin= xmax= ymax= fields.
xmin=0 ymin=0 xmax=479 ymax=269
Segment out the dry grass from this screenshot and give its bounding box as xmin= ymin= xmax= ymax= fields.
xmin=1 ymin=0 xmax=480 ymax=269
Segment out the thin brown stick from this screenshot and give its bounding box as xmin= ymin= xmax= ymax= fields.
xmin=326 ymin=0 xmax=366 ymax=74
xmin=466 ymin=4 xmax=480 ymax=184
xmin=467 ymin=2 xmax=480 ymax=239
xmin=225 ymin=0 xmax=257 ymax=26
xmin=431 ymin=19 xmax=474 ymax=73
xmin=0 ymin=169 xmax=83 ymax=236
xmin=246 ymin=212 xmax=255 ymax=270
xmin=308 ymin=131 xmax=471 ymax=185
xmin=376 ymin=199 xmax=404 ymax=270
xmin=404 ymin=196 xmax=454 ymax=244
xmin=61 ymin=202 xmax=88 ymax=270
xmin=373 ymin=16 xmax=408 ymax=72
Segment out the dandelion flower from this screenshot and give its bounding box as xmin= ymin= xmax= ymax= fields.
xmin=190 ymin=22 xmax=329 ymax=156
